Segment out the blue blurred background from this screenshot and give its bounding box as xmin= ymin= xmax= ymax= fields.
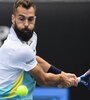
xmin=33 ymin=87 xmax=69 ymax=100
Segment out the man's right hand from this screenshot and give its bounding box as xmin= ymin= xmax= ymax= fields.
xmin=58 ymin=71 xmax=78 ymax=88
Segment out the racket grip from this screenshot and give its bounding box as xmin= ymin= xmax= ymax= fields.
xmin=77 ymin=77 xmax=81 ymax=83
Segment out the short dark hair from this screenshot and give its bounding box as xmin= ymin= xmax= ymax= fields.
xmin=13 ymin=0 xmax=36 ymax=14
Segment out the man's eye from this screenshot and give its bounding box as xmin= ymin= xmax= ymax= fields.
xmin=18 ymin=17 xmax=25 ymax=21
xmin=28 ymin=17 xmax=35 ymax=21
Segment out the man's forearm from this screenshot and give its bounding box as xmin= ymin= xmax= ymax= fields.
xmin=36 ymin=55 xmax=62 ymax=74
xmin=36 ymin=56 xmax=78 ymax=87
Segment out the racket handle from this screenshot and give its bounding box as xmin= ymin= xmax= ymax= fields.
xmin=77 ymin=77 xmax=81 ymax=83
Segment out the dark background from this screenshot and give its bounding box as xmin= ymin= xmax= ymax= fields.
xmin=0 ymin=2 xmax=90 ymax=100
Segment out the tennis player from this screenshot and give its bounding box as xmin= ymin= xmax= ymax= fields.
xmin=0 ymin=0 xmax=78 ymax=100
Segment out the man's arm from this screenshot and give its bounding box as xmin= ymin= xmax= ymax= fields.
xmin=29 ymin=63 xmax=78 ymax=87
xmin=36 ymin=55 xmax=61 ymax=73
xmin=36 ymin=56 xmax=51 ymax=72
xmin=36 ymin=55 xmax=78 ymax=87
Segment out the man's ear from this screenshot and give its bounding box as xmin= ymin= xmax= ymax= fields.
xmin=11 ymin=14 xmax=15 ymax=25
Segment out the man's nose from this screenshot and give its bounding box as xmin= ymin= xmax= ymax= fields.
xmin=24 ymin=19 xmax=29 ymax=27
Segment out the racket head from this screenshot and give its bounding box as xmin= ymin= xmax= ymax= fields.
xmin=80 ymin=69 xmax=90 ymax=90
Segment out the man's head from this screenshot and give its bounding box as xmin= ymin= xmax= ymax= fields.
xmin=12 ymin=0 xmax=36 ymax=41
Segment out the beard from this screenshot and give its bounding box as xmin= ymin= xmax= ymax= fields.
xmin=13 ymin=24 xmax=34 ymax=42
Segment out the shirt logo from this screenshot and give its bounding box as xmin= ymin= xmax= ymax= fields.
xmin=26 ymin=58 xmax=34 ymax=64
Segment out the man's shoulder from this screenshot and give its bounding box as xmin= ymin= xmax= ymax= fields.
xmin=3 ymin=37 xmax=21 ymax=49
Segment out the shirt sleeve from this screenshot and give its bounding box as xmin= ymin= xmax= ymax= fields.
xmin=10 ymin=45 xmax=37 ymax=71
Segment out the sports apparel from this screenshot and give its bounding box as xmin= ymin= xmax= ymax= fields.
xmin=48 ymin=65 xmax=62 ymax=74
xmin=0 ymin=26 xmax=37 ymax=100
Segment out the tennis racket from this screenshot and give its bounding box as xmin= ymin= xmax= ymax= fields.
xmin=78 ymin=69 xmax=90 ymax=90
